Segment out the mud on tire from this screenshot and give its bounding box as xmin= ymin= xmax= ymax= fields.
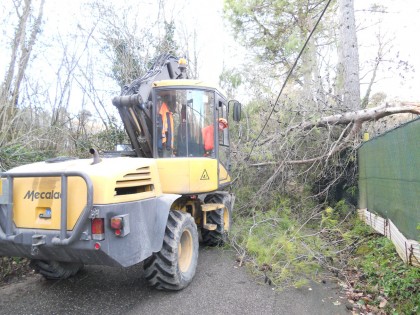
xmin=143 ymin=210 xmax=199 ymax=290
xmin=30 ymin=260 xmax=83 ymax=280
xmin=201 ymin=194 xmax=232 ymax=247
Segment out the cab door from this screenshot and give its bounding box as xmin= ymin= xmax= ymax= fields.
xmin=215 ymin=95 xmax=231 ymax=187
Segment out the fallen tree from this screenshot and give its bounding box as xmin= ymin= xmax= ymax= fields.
xmin=293 ymin=101 xmax=420 ymax=131
xmin=250 ymin=101 xmax=420 ymax=167
xmin=231 ymin=100 xmax=420 ymax=208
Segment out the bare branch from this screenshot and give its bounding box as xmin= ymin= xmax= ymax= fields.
xmin=291 ymin=102 xmax=420 ymax=131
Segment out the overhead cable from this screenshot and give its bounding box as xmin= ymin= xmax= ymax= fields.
xmin=245 ymin=0 xmax=333 ymax=161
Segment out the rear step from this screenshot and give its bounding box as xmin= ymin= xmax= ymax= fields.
xmin=201 ymin=203 xmax=225 ymax=231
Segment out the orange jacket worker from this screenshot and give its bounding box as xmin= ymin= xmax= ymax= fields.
xmin=158 ymin=101 xmax=174 ymax=151
xmin=202 ymin=118 xmax=228 ymax=155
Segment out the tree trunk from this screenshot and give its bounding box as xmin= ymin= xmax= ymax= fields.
xmin=337 ymin=0 xmax=360 ymax=111
xmin=292 ymin=102 xmax=420 ymax=131
xmin=300 ymin=11 xmax=317 ymax=112
xmin=0 ymin=0 xmax=45 ymax=134
xmin=11 ymin=0 xmax=45 ymax=107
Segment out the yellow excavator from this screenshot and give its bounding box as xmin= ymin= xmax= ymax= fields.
xmin=0 ymin=54 xmax=241 ymax=290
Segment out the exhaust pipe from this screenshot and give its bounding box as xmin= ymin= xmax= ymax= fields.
xmin=89 ymin=148 xmax=102 ymax=165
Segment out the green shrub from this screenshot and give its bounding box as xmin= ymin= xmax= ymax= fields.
xmin=231 ymin=196 xmax=323 ymax=288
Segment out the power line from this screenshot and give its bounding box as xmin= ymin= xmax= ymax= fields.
xmin=245 ymin=0 xmax=333 ymax=161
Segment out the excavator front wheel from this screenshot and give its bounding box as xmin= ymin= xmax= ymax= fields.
xmin=143 ymin=210 xmax=198 ymax=290
xmin=201 ymin=194 xmax=232 ymax=246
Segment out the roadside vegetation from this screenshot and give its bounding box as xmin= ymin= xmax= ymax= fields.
xmin=0 ymin=258 xmax=31 ymax=286
xmin=345 ymin=235 xmax=420 ymax=314
xmin=227 ymin=97 xmax=419 ymax=311
xmin=230 ymin=179 xmax=420 ymax=314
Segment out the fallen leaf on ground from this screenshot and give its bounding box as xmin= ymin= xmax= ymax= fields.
xmin=379 ymin=299 xmax=387 ymax=308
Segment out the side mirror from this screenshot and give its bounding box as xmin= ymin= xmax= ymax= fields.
xmin=229 ymin=100 xmax=241 ymax=122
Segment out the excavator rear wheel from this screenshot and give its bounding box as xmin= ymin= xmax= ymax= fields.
xmin=30 ymin=260 xmax=83 ymax=280
xmin=143 ymin=210 xmax=198 ymax=290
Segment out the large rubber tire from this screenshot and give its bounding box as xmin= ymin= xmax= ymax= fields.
xmin=30 ymin=260 xmax=83 ymax=280
xmin=143 ymin=210 xmax=199 ymax=290
xmin=201 ymin=194 xmax=232 ymax=247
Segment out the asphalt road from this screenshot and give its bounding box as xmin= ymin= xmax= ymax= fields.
xmin=0 ymin=248 xmax=348 ymax=315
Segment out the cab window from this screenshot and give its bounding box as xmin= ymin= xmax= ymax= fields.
xmin=156 ymin=89 xmax=214 ymax=158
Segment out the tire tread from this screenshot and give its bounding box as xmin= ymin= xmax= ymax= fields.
xmin=143 ymin=210 xmax=198 ymax=291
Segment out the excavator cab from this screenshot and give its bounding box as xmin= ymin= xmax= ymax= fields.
xmin=112 ymin=55 xmax=241 ymax=195
xmin=154 ymin=86 xmax=225 ymax=158
xmin=152 ymin=81 xmax=235 ymax=193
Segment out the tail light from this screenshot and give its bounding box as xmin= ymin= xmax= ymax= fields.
xmin=110 ymin=217 xmax=123 ymax=230
xmin=110 ymin=214 xmax=130 ymax=237
xmin=91 ymin=218 xmax=105 ymax=240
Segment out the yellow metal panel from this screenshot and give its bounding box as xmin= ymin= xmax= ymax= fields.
xmin=201 ymin=203 xmax=225 ymax=211
xmin=8 ymin=157 xmax=162 ymax=230
xmin=156 ymin=158 xmax=218 ymax=194
xmin=81 ymin=158 xmax=162 ymax=204
xmin=13 ymin=176 xmax=87 ymax=230
xmin=218 ymin=163 xmax=231 ymax=186
xmin=189 ymin=158 xmax=218 ymax=193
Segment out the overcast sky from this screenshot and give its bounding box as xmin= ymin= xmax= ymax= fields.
xmin=39 ymin=0 xmax=233 ymax=83
xmin=40 ymin=0 xmax=420 ymax=101
xmin=356 ymin=0 xmax=420 ymax=101
xmin=1 ymin=0 xmax=419 ymax=115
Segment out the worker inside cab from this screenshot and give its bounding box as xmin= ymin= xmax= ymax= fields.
xmin=202 ymin=118 xmax=228 ymax=157
xmin=157 ymin=94 xmax=175 ymax=157
xmin=174 ymin=89 xmax=213 ymax=157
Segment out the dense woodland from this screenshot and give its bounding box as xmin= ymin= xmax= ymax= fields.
xmin=1 ymin=0 xmax=419 ymax=313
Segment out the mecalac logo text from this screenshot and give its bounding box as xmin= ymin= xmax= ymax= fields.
xmin=24 ymin=190 xmax=61 ymax=201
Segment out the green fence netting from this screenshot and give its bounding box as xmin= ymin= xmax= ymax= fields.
xmin=358 ymin=118 xmax=420 ymax=240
